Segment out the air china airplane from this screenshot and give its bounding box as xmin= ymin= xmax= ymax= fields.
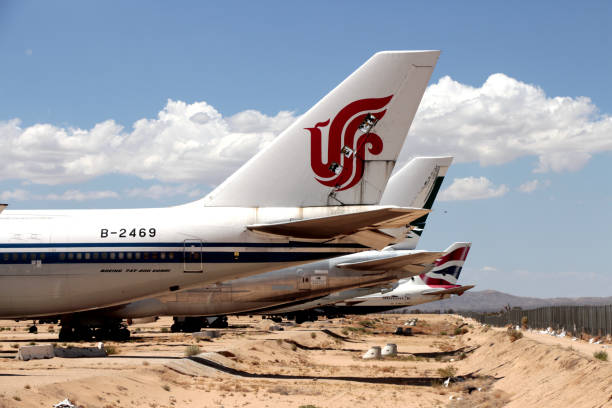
xmin=0 ymin=51 xmax=440 ymax=337
xmin=59 ymin=156 xmax=453 ymax=337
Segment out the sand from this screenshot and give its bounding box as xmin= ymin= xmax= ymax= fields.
xmin=0 ymin=314 xmax=610 ymax=407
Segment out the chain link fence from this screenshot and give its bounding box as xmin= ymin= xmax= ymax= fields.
xmin=457 ymin=305 xmax=612 ymax=336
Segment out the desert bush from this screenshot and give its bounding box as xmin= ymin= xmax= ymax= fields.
xmin=437 ymin=365 xmax=457 ymax=378
xmin=160 ymin=327 xmax=169 ymax=333
xmin=310 ymin=332 xmax=317 ymax=339
xmin=184 ymin=345 xmax=201 ymax=356
xmin=594 ymin=351 xmax=608 ymax=361
xmin=341 ymin=328 xmax=349 ymax=336
xmin=521 ymin=316 xmax=528 ymax=329
xmin=162 ymin=384 xmax=170 ymax=391
xmin=358 ymin=320 xmax=375 ymax=329
xmin=48 ymin=325 xmax=55 ymax=333
xmin=506 ymin=327 xmax=523 ymax=342
xmin=104 ymin=345 xmax=119 ymax=355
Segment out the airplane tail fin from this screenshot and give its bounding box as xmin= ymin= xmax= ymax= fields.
xmin=381 ymin=156 xmax=453 ymax=249
xmin=421 ymin=242 xmax=471 ymax=286
xmin=198 ymin=51 xmax=440 ymax=207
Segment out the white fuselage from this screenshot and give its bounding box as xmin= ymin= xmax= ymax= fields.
xmin=0 ymin=205 xmax=373 ymax=318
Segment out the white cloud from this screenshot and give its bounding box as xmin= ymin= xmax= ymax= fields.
xmin=1 ymin=73 xmax=611 ymax=189
xmin=0 ymin=189 xmax=30 ymax=201
xmin=480 ymin=266 xmax=499 ymax=273
xmin=125 ymin=184 xmax=204 ymax=200
xmin=44 ymin=190 xmax=119 ymax=201
xmin=439 ymin=176 xmax=508 ymax=201
xmin=518 ymin=179 xmax=550 ymax=193
xmin=403 ymin=74 xmax=612 ymax=173
xmin=0 ymin=189 xmax=119 ymax=202
xmin=0 ymin=100 xmax=297 ymax=186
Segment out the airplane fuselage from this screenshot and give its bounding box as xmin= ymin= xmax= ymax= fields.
xmin=0 ymin=205 xmax=373 ymax=318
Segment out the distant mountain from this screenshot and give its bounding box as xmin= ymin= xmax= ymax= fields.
xmin=391 ymin=290 xmax=612 ymax=313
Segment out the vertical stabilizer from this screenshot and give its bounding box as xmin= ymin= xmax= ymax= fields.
xmin=421 ymin=242 xmax=471 ymax=286
xmin=381 ymin=156 xmax=453 ymax=249
xmin=198 ymin=51 xmax=440 ymax=207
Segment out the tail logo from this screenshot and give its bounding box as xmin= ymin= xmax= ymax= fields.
xmin=305 ymin=95 xmax=393 ymax=191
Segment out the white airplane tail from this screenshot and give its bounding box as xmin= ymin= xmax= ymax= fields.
xmin=421 ymin=242 xmax=471 ymax=285
xmin=381 ymin=156 xmax=453 ymax=249
xmin=198 ymin=51 xmax=440 ymax=207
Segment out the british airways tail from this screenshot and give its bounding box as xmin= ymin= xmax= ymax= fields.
xmin=198 ymin=51 xmax=440 ymax=207
xmin=421 ymin=242 xmax=471 ymax=286
xmin=381 ymin=156 xmax=453 ymax=249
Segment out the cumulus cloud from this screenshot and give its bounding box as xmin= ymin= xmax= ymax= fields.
xmin=403 ymin=74 xmax=612 ymax=173
xmin=0 ymin=189 xmax=119 ymax=201
xmin=1 ymin=73 xmax=611 ymax=189
xmin=518 ymin=179 xmax=550 ymax=193
xmin=125 ymin=184 xmax=205 ymax=200
xmin=439 ymin=176 xmax=508 ymax=201
xmin=0 ymin=100 xmax=297 ymax=186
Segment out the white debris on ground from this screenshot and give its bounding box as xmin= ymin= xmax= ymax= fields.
xmin=53 ymin=399 xmax=76 ymax=408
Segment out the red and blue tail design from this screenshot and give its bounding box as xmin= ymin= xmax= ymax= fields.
xmin=420 ymin=242 xmax=471 ymax=287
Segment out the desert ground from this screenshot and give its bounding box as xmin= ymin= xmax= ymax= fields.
xmin=0 ymin=314 xmax=610 ymax=408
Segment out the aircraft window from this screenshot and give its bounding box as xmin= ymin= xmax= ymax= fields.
xmin=101 ymin=252 xmax=108 ymax=260
xmin=59 ymin=253 xmax=66 ymax=261
xmin=21 ymin=253 xmax=27 ymax=261
xmin=143 ymin=253 xmax=149 ymax=260
xmin=12 ymin=253 xmax=18 ymax=261
xmin=84 ymin=253 xmax=90 ymax=260
xmin=118 ymin=252 xmax=124 ymax=260
xmin=2 ymin=253 xmax=8 ymax=261
xmin=110 ymin=253 xmax=116 ymax=260
xmin=151 ymin=252 xmax=158 ymax=260
xmin=40 ymin=253 xmax=46 ymax=260
xmin=191 ymin=253 xmax=200 ymax=261
xmin=76 ymin=253 xmax=82 ymax=260
xmin=135 ymin=252 xmax=141 ymax=260
xmin=168 ymin=252 xmax=174 ymax=260
xmin=93 ymin=253 xmax=99 ymax=260
xmin=68 ymin=253 xmax=74 ymax=260
xmin=29 ymin=253 xmax=36 ymax=261
xmin=126 ymin=252 xmax=133 ymax=260
xmin=160 ymin=252 xmax=166 ymax=260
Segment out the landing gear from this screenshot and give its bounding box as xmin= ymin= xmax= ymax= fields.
xmin=294 ymin=312 xmax=318 ymax=325
xmin=58 ymin=318 xmax=130 ymax=342
xmin=171 ymin=316 xmax=228 ymax=333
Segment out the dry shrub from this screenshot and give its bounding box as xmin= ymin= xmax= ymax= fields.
xmin=559 ymin=357 xmax=580 ymax=370
xmin=437 ymin=365 xmax=457 ymax=378
xmin=506 ymin=327 xmax=523 ymax=342
xmin=593 ymin=351 xmax=608 ymax=361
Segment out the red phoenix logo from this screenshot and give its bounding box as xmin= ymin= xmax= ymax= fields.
xmin=305 ymin=95 xmax=393 ymax=191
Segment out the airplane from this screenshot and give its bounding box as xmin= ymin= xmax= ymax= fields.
xmin=273 ymin=242 xmax=473 ymax=320
xmin=0 ymin=51 xmax=440 ymax=339
xmin=59 ymin=156 xmax=453 ymax=336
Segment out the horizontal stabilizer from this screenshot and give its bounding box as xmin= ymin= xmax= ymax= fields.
xmin=0 ymin=204 xmax=6 ymax=214
xmin=423 ymin=285 xmax=475 ymax=296
xmin=337 ymin=251 xmax=443 ymax=273
xmin=247 ymin=207 xmax=429 ymax=249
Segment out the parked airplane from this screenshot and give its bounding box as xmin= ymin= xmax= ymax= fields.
xmin=276 ymin=242 xmax=472 ymax=320
xmin=0 ymin=51 xmax=440 ymax=339
xmin=61 ymin=156 xmax=453 ymax=336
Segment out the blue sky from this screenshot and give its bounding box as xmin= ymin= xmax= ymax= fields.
xmin=1 ymin=1 xmax=610 ymax=297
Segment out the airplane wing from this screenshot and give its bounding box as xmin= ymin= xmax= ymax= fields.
xmin=336 ymin=251 xmax=444 ymax=273
xmin=0 ymin=204 xmax=6 ymax=214
xmin=247 ymin=207 xmax=429 ymax=250
xmin=423 ymin=285 xmax=475 ymax=296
